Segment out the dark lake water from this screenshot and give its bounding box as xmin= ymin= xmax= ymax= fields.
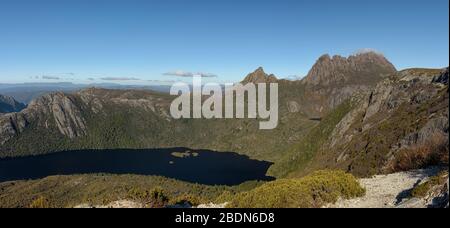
xmin=0 ymin=148 xmax=275 ymax=185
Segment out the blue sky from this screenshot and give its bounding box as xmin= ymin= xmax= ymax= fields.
xmin=0 ymin=0 xmax=448 ymax=84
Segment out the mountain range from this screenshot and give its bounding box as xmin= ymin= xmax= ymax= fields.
xmin=0 ymin=52 xmax=448 ymax=180
xmin=0 ymin=82 xmax=173 ymax=104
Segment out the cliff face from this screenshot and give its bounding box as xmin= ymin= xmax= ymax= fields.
xmin=0 ymin=92 xmax=87 ymax=145
xmin=311 ymin=68 xmax=449 ymax=176
xmin=303 ymin=52 xmax=397 ymax=87
xmin=294 ymin=52 xmax=398 ymax=115
xmin=268 ymin=67 xmax=448 ymax=178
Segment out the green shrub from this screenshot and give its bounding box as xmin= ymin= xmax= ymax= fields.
xmin=228 ymin=170 xmax=365 ymax=208
xmin=127 ymin=187 xmax=170 ymax=208
xmin=411 ymin=172 xmax=448 ymax=198
xmin=29 ymin=196 xmax=51 ymax=208
xmin=215 ymin=191 xmax=235 ymax=204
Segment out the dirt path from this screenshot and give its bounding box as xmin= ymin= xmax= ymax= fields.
xmin=329 ymin=167 xmax=443 ymax=208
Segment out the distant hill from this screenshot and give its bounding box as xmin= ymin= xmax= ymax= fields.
xmin=0 ymin=52 xmax=447 ymax=181
xmin=0 ymin=82 xmax=172 ymax=104
xmin=0 ymin=94 xmax=26 ymax=113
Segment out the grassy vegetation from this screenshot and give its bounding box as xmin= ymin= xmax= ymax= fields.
xmin=0 ymin=174 xmax=264 ymax=208
xmin=388 ymin=132 xmax=449 ymax=173
xmin=29 ymin=196 xmax=52 ymax=208
xmin=411 ymin=171 xmax=448 ymax=198
xmin=0 ymin=170 xmax=367 ymax=208
xmin=225 ymin=170 xmax=365 ymax=208
xmin=127 ymin=187 xmax=170 ymax=208
xmin=400 ymin=68 xmax=444 ymax=77
xmin=268 ymin=101 xmax=354 ymax=177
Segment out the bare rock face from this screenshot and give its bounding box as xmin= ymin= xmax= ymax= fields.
xmin=327 ymin=167 xmax=447 ymax=208
xmin=0 ymin=113 xmax=29 ymax=145
xmin=320 ymin=67 xmax=449 ymax=175
xmin=397 ymin=173 xmax=449 ymax=208
xmin=77 ymin=88 xmax=104 ymax=114
xmin=241 ymin=67 xmax=278 ymax=84
xmin=303 ymin=52 xmax=397 ymax=87
xmin=432 ymin=68 xmax=449 ymax=85
xmin=76 ymin=88 xmax=172 ymax=121
xmin=298 ymin=52 xmax=397 ymax=115
xmin=27 ymin=93 xmax=87 ymax=138
xmin=41 ymin=93 xmax=86 ymax=138
xmin=287 ymin=101 xmax=300 ymax=113
xmin=395 ymin=117 xmax=449 ymax=151
xmin=0 ymin=92 xmax=87 ymax=145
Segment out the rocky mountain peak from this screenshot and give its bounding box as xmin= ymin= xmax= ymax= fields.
xmin=303 ymin=51 xmax=397 ymax=87
xmin=242 ymin=67 xmax=278 ymax=84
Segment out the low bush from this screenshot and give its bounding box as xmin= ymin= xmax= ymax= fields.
xmin=411 ymin=172 xmax=448 ymax=198
xmin=228 ymin=170 xmax=365 ymax=208
xmin=29 ymin=196 xmax=51 ymax=208
xmin=389 ymin=132 xmax=449 ymax=172
xmin=215 ymin=191 xmax=235 ymax=204
xmin=127 ymin=187 xmax=170 ymax=208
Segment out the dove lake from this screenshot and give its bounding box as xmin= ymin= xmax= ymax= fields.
xmin=0 ymin=148 xmax=274 ymax=185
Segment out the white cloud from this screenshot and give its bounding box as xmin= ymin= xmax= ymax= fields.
xmin=39 ymin=73 xmax=76 ymax=80
xmin=100 ymin=77 xmax=141 ymax=81
xmin=163 ymin=70 xmax=217 ymax=78
xmin=41 ymin=75 xmax=61 ymax=80
xmin=283 ymin=75 xmax=303 ymax=81
xmin=353 ymin=48 xmax=384 ymax=56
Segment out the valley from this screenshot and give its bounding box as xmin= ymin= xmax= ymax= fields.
xmin=0 ymin=52 xmax=448 ymax=208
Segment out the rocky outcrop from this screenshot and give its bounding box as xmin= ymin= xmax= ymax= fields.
xmin=0 ymin=94 xmax=26 ymax=113
xmin=241 ymin=67 xmax=278 ymax=84
xmin=315 ymin=67 xmax=449 ymax=176
xmin=287 ymin=101 xmax=301 ymax=113
xmin=394 ymin=117 xmax=449 ymax=152
xmin=328 ymin=167 xmax=447 ymax=208
xmin=77 ymin=88 xmax=172 ymax=121
xmin=0 ymin=113 xmax=29 ymax=145
xmin=398 ymin=177 xmax=449 ymax=208
xmin=75 ymin=200 xmax=145 ymax=208
xmin=298 ymin=52 xmax=397 ymax=115
xmin=0 ymin=92 xmax=87 ymax=145
xmin=432 ymin=68 xmax=449 ymax=85
xmin=303 ymin=52 xmax=396 ymax=87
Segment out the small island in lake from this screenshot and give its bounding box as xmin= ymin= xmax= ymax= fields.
xmin=171 ymin=151 xmax=200 ymax=158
